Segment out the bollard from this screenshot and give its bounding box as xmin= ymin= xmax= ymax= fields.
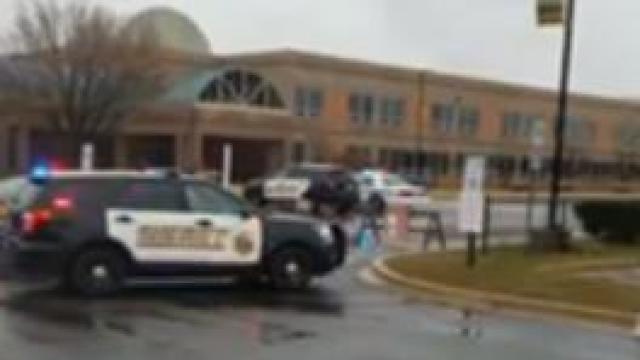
xmin=481 ymin=195 xmax=490 ymax=255
xmin=466 ymin=233 xmax=477 ymax=268
xmin=387 ymin=204 xmax=409 ymax=243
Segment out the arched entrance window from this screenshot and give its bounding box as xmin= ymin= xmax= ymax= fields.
xmin=199 ymin=69 xmax=285 ymax=108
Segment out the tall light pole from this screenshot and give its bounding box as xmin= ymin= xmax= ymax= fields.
xmin=547 ymin=0 xmax=576 ymax=230
xmin=416 ymin=72 xmax=426 ymax=176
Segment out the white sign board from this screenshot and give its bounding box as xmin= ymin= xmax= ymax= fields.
xmin=530 ymin=120 xmax=546 ymax=172
xmin=458 ymin=156 xmax=485 ymax=234
xmin=222 ymin=143 xmax=233 ymax=189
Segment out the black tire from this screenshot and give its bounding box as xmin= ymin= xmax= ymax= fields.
xmin=66 ymin=248 xmax=127 ymax=297
xmin=268 ymin=247 xmax=313 ymax=291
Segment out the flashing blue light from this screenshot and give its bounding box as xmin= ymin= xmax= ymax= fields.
xmin=30 ymin=164 xmax=50 ymax=179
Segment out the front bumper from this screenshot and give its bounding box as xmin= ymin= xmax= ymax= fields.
xmin=314 ymin=230 xmax=347 ymax=275
xmin=0 ymin=234 xmax=66 ymax=282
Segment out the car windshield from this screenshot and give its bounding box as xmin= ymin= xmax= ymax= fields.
xmin=186 ymin=181 xmax=251 ymax=214
xmin=383 ymin=173 xmax=410 ymax=187
xmin=285 ymin=166 xmax=345 ymax=180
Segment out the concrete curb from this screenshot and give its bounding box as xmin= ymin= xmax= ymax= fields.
xmin=372 ymin=255 xmax=637 ymax=328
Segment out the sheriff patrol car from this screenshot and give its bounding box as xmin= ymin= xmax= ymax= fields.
xmin=1 ymin=169 xmax=346 ymax=296
xmin=244 ymin=163 xmax=360 ymax=216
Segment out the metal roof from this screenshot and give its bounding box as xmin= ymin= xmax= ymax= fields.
xmin=160 ymin=68 xmax=224 ymax=104
xmin=127 ymin=7 xmax=211 ymax=55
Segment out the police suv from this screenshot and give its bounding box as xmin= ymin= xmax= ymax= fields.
xmin=1 ymin=170 xmax=346 ymax=296
xmin=244 ymin=163 xmax=360 ymax=216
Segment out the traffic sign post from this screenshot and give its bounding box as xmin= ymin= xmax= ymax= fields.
xmin=527 ymin=120 xmax=546 ymax=232
xmin=459 ymin=156 xmax=486 ymax=268
xmin=547 ymin=0 xmax=575 ymax=234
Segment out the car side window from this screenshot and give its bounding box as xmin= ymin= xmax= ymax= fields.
xmin=285 ymin=167 xmax=307 ymax=178
xmin=114 ymin=181 xmax=184 ymax=211
xmin=185 ymin=183 xmax=247 ymax=215
xmin=40 ymin=179 xmax=120 ymax=214
xmin=359 ymin=175 xmax=375 ymax=187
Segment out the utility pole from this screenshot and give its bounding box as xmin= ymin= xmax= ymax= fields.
xmin=416 ymin=72 xmax=425 ymax=176
xmin=547 ymin=0 xmax=576 ymax=230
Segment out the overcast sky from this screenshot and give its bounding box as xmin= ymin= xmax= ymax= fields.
xmin=1 ymin=0 xmax=639 ymax=99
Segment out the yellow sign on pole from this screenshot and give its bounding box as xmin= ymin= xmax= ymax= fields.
xmin=537 ymin=0 xmax=564 ymax=26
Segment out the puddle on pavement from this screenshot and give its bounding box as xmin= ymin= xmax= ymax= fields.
xmin=239 ymin=310 xmax=317 ymax=345
xmin=258 ymin=321 xmax=317 ymax=345
xmin=123 ymin=283 xmax=345 ymax=317
xmin=0 ymin=282 xmax=344 ymax=339
xmin=6 ymin=293 xmax=95 ymax=330
xmin=457 ymin=308 xmax=484 ymax=340
xmin=2 ymin=289 xmax=139 ymax=339
xmin=100 ymin=319 xmax=136 ymax=336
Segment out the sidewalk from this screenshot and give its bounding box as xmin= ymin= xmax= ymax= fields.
xmin=381 ymin=233 xmax=526 ymax=253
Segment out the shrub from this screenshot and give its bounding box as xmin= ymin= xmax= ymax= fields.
xmin=574 ymin=201 xmax=640 ymax=244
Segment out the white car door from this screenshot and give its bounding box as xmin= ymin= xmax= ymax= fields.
xmin=356 ymin=173 xmax=376 ymax=202
xmin=263 ymin=177 xmax=310 ymax=201
xmin=106 ymin=180 xmax=261 ymax=266
xmin=181 ymin=182 xmax=262 ymax=265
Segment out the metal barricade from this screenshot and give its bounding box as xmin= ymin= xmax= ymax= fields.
xmin=381 ymin=201 xmax=446 ymax=251
xmin=408 ymin=208 xmax=447 ymax=251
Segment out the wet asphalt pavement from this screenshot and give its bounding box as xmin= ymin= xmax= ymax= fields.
xmin=0 ymin=255 xmax=638 ymax=360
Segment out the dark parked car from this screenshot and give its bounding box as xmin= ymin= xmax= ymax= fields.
xmin=244 ymin=163 xmax=360 ymax=216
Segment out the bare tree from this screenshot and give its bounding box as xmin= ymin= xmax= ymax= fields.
xmin=0 ymin=0 xmax=168 ymax=165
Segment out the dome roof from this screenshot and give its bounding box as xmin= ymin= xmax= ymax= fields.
xmin=127 ymin=7 xmax=210 ymax=55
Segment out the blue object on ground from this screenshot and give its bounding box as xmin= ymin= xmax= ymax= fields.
xmin=356 ymin=226 xmax=378 ymax=255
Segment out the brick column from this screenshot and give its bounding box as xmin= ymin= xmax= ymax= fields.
xmin=188 ymin=133 xmax=204 ymax=172
xmin=283 ymin=140 xmax=294 ymax=167
xmin=16 ymin=126 xmax=30 ymax=173
xmin=0 ymin=122 xmax=7 ymax=173
xmin=114 ymin=135 xmax=128 ymax=169
xmin=174 ymin=133 xmax=185 ymax=171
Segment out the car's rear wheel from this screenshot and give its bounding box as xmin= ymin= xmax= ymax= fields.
xmin=268 ymin=247 xmax=313 ymax=291
xmin=67 ymin=248 xmax=127 ymax=297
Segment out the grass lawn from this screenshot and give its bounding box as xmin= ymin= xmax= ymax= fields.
xmin=385 ymin=245 xmax=640 ymax=317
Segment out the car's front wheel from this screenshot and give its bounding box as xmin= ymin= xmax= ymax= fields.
xmin=67 ymin=247 xmax=127 ymax=297
xmin=267 ymin=247 xmax=313 ymax=291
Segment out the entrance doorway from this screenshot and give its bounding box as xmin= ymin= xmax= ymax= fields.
xmin=203 ymin=136 xmax=284 ymax=182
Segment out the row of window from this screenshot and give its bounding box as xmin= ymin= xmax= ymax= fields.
xmin=348 ymin=93 xmax=405 ymax=127
xmin=291 ymin=89 xmax=633 ymax=148
xmin=615 ymin=122 xmax=640 ymax=152
xmin=294 ymin=87 xmax=406 ymax=127
xmin=346 ymin=146 xmax=639 ymax=180
xmin=431 ymin=102 xmax=479 ymax=136
xmin=502 ymin=112 xmax=542 ymax=139
xmin=294 ymin=87 xmax=324 ymax=118
xmin=40 ymin=179 xmax=245 ymax=214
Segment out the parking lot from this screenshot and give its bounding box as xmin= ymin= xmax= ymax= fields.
xmin=0 ymin=253 xmax=637 ymax=360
